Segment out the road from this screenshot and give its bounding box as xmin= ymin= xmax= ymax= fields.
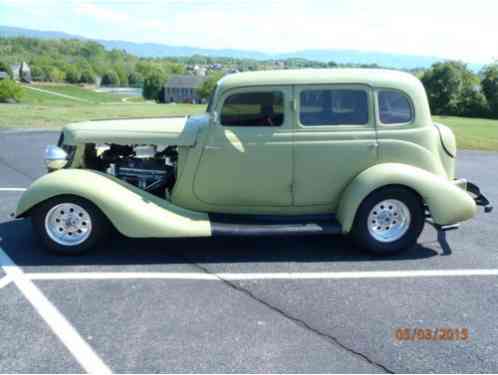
xmin=0 ymin=130 xmax=497 ymax=373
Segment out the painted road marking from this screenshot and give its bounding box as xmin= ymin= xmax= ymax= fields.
xmin=0 ymin=275 xmax=12 ymax=289
xmin=25 ymin=269 xmax=498 ymax=281
xmin=0 ymin=247 xmax=112 ymax=374
xmin=0 ymin=188 xmax=27 ymax=192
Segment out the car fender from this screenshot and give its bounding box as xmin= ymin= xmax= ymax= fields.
xmin=337 ymin=163 xmax=477 ymax=233
xmin=16 ymin=169 xmax=211 ymax=238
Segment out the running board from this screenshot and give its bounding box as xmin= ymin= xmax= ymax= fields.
xmin=209 ymin=214 xmax=342 ymax=237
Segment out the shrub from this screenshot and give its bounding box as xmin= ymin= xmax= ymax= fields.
xmin=0 ymin=79 xmax=23 ymax=103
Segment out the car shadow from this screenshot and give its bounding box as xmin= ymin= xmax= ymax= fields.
xmin=0 ymin=218 xmax=444 ymax=268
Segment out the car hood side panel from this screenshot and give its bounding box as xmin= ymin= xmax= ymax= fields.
xmin=62 ymin=114 xmax=209 ymax=146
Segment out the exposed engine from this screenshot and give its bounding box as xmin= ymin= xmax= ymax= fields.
xmin=91 ymin=144 xmax=178 ymax=196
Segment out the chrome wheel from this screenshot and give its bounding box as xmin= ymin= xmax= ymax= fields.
xmin=44 ymin=203 xmax=92 ymax=246
xmin=367 ymin=199 xmax=411 ymax=243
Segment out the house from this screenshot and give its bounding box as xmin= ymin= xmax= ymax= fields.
xmin=10 ymin=62 xmax=31 ymax=83
xmin=159 ymin=75 xmax=207 ymax=104
xmin=0 ymin=71 xmax=9 ymax=80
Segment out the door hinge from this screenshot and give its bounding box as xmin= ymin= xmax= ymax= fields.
xmin=291 ymin=99 xmax=297 ymax=112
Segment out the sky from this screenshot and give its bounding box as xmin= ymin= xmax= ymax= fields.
xmin=0 ymin=0 xmax=497 ymax=63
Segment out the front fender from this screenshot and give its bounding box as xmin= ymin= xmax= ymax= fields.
xmin=17 ymin=169 xmax=211 ymax=238
xmin=337 ymin=163 xmax=477 ymax=233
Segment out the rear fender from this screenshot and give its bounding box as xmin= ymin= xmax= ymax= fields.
xmin=16 ymin=169 xmax=211 ymax=238
xmin=337 ymin=163 xmax=477 ymax=233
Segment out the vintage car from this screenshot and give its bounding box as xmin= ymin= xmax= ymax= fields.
xmin=15 ymin=69 xmax=492 ymax=255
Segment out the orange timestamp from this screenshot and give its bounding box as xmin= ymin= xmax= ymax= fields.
xmin=394 ymin=327 xmax=469 ymax=341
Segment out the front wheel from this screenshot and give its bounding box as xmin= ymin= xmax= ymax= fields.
xmin=32 ymin=196 xmax=110 ymax=255
xmin=351 ymin=186 xmax=425 ymax=255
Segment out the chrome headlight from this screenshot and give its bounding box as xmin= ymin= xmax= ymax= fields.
xmin=45 ymin=145 xmax=69 ymax=171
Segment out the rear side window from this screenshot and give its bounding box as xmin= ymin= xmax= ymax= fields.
xmin=378 ymin=90 xmax=413 ymax=124
xmin=221 ymin=91 xmax=284 ymax=127
xmin=300 ymin=89 xmax=368 ymax=126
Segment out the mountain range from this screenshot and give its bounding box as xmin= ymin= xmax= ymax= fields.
xmin=0 ymin=25 xmax=482 ymax=70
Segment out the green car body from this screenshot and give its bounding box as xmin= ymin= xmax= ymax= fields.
xmin=16 ymin=69 xmax=491 ymax=254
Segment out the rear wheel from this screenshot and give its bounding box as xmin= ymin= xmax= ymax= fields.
xmin=352 ymin=186 xmax=425 ymax=255
xmin=32 ymin=196 xmax=110 ymax=255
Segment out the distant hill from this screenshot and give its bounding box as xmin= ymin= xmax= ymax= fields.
xmin=0 ymin=25 xmax=482 ymax=70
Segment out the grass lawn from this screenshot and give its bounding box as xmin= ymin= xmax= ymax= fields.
xmin=21 ymin=83 xmax=131 ymax=104
xmin=433 ymin=116 xmax=498 ymax=151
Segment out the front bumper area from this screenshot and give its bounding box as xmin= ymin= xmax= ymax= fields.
xmin=466 ymin=181 xmax=493 ymax=213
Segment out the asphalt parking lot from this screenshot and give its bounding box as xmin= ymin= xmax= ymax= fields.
xmin=0 ymin=129 xmax=497 ymax=373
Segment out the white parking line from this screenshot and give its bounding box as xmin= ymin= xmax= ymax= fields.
xmin=25 ymin=269 xmax=498 ymax=281
xmin=0 ymin=188 xmax=27 ymax=192
xmin=0 ymin=247 xmax=112 ymax=374
xmin=0 ymin=275 xmax=12 ymax=289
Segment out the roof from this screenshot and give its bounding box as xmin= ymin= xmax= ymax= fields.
xmin=165 ymin=75 xmax=206 ymax=89
xmin=218 ymin=68 xmax=423 ymax=93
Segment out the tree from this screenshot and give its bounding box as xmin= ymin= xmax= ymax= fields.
xmin=47 ymin=67 xmax=65 ymax=82
xmin=0 ymin=79 xmax=23 ymax=103
xmin=459 ymin=85 xmax=488 ymax=118
xmin=481 ymin=64 xmax=498 ymax=117
xmin=101 ymin=70 xmax=120 ymax=86
xmin=80 ymin=69 xmax=96 ymax=84
xmin=114 ymin=64 xmax=129 ymax=87
xmin=30 ymin=65 xmax=47 ymax=81
xmin=421 ymin=62 xmax=464 ymax=115
xmin=142 ymin=71 xmax=166 ymax=101
xmin=196 ymin=71 xmax=224 ymax=100
xmin=0 ymin=61 xmax=13 ymax=79
xmin=421 ymin=61 xmax=485 ymax=117
xmin=64 ymin=65 xmax=81 ymax=84
xmin=128 ymin=71 xmax=144 ymax=87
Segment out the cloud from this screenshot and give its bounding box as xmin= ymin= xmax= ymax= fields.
xmin=75 ymin=2 xmax=130 ymax=23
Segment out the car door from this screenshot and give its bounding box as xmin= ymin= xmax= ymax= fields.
xmin=194 ymin=86 xmax=293 ymax=207
xmin=292 ymin=84 xmax=378 ymax=209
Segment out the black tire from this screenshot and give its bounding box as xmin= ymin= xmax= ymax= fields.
xmin=351 ymin=186 xmax=425 ymax=255
xmin=32 ymin=195 xmax=111 ymax=255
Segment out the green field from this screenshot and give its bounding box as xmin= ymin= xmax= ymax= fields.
xmin=0 ymin=84 xmax=497 ymax=151
xmin=433 ymin=116 xmax=498 ymax=151
xmin=0 ymin=84 xmax=206 ymax=128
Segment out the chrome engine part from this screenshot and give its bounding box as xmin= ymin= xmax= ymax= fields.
xmin=100 ymin=144 xmax=177 ymax=193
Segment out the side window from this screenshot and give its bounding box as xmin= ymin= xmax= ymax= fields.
xmin=221 ymin=91 xmax=284 ymax=127
xmin=378 ymin=90 xmax=413 ymax=124
xmin=299 ymin=89 xmax=368 ymax=126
